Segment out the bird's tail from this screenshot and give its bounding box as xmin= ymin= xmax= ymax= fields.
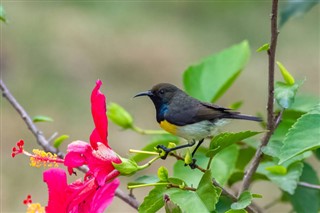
xmin=227 ymin=113 xmax=262 ymax=122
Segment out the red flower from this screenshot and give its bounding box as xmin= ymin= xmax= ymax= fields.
xmin=64 ymin=80 xmax=121 ymax=185
xmin=64 ymin=141 xmax=120 ymax=186
xmin=44 ymin=168 xmax=119 ymax=213
xmin=90 ymin=80 xmax=108 ymax=149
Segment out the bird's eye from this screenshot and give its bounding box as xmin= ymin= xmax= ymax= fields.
xmin=159 ymin=89 xmax=165 ymax=95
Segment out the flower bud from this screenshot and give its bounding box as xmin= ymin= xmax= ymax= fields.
xmin=157 ymin=166 xmax=169 ymax=181
xmin=107 ymin=102 xmax=133 ymax=129
xmin=113 ymin=157 xmax=138 ymax=176
xmin=276 ymin=61 xmax=295 ymax=85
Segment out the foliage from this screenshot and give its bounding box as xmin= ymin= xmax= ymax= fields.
xmin=231 ymin=191 xmax=262 ymax=210
xmin=279 ymin=0 xmax=319 ymax=27
xmin=183 ymin=40 xmax=250 ymax=102
xmin=0 ymin=5 xmax=6 ymax=23
xmin=5 ymin=2 xmax=320 ymax=213
xmin=32 ymin=115 xmax=54 ymax=123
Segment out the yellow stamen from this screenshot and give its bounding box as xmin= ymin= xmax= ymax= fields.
xmin=26 ymin=203 xmax=45 ymax=213
xmin=29 ymin=149 xmax=63 ymax=168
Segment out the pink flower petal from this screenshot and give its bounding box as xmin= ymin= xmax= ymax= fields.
xmin=43 ymin=168 xmax=68 ymax=213
xmin=64 ymin=141 xmax=93 ymax=175
xmin=89 ymin=178 xmax=120 ymax=213
xmin=44 ymin=168 xmax=119 ymax=213
xmin=90 ymin=80 xmax=108 ymax=149
xmin=87 ymin=143 xmax=121 ymax=186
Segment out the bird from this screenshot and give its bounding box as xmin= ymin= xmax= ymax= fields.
xmin=134 ymin=83 xmax=261 ymax=167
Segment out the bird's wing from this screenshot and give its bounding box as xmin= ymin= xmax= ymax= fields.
xmin=194 ymin=102 xmax=240 ymax=121
xmin=200 ymin=102 xmax=232 ymax=111
xmin=166 ymin=101 xmax=238 ymax=126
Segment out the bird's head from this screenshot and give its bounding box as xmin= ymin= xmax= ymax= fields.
xmin=134 ymin=83 xmax=179 ymax=107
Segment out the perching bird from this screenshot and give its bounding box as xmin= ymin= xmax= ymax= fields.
xmin=134 ymin=83 xmax=261 ymax=166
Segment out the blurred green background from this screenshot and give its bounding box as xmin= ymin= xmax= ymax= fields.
xmin=1 ymin=2 xmax=319 ymax=212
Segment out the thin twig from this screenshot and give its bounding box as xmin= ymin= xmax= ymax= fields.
xmin=263 ymin=197 xmax=281 ymax=210
xmin=298 ymin=182 xmax=320 ymax=190
xmin=239 ymin=0 xmax=280 ymax=195
xmin=170 ymin=152 xmax=206 ymax=173
xmin=168 ymin=184 xmax=196 ymax=191
xmin=274 ymin=109 xmax=284 ymax=128
xmin=0 ymin=79 xmax=140 ymax=210
xmin=169 ymin=153 xmax=259 ymax=213
xmin=0 ymin=79 xmax=64 ymax=157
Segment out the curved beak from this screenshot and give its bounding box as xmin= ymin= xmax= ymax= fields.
xmin=133 ymin=90 xmax=153 ymax=98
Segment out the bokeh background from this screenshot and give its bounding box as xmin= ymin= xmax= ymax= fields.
xmin=1 ymin=2 xmax=319 ymax=212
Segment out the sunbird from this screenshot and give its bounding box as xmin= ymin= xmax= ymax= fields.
xmin=134 ymin=83 xmax=261 ymax=167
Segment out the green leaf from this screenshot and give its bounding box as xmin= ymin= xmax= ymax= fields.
xmin=276 ymin=61 xmax=295 ymax=85
xmin=252 ymin=194 xmax=263 ymax=199
xmin=263 ymin=110 xmax=304 ymax=158
xmin=167 ymin=177 xmax=187 ymax=186
xmin=225 ymin=209 xmax=247 ymax=213
xmin=256 ymin=43 xmax=269 ymax=52
xmin=131 ymin=134 xmax=179 ymax=163
xmin=210 ymin=144 xmax=239 ymax=186
xmin=274 ymin=81 xmax=300 ymax=109
xmin=235 ymin=147 xmax=256 ymax=171
xmin=279 ymin=104 xmax=320 ymax=164
xmin=286 ymin=163 xmax=320 ymax=213
xmin=0 ymin=5 xmax=6 ymax=23
xmin=280 ymin=0 xmax=319 ymax=27
xmin=290 ymin=95 xmax=320 ymax=112
xmin=231 ymin=191 xmax=255 ymax=210
xmin=165 ymin=189 xmax=210 ymax=213
xmin=173 ymin=151 xmax=207 ymax=187
xmin=257 ymin=161 xmax=304 ymax=194
xmin=53 ymin=134 xmax=69 ymax=148
xmin=265 ymin=165 xmax=287 ymax=175
xmin=207 ymin=131 xmax=261 ymax=157
xmin=196 ymin=170 xmax=222 ymax=212
xmin=32 ymin=115 xmax=54 ymax=123
xmin=139 ymin=186 xmax=166 ymax=213
xmin=216 ymin=196 xmax=234 ymax=213
xmin=314 ymin=148 xmax=320 ymax=161
xmin=183 ymin=40 xmax=250 ymax=102
xmin=107 ymin=102 xmax=133 ymax=129
xmin=228 ymin=101 xmax=243 ymax=110
xmin=158 ymin=166 xmax=169 ymax=182
xmin=228 ymin=170 xmax=268 ymax=186
xmin=128 ymin=175 xmax=159 ymax=186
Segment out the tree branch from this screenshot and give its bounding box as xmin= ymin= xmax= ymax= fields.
xmin=239 ymin=0 xmax=279 ymax=194
xmin=0 ymin=79 xmax=140 ymax=210
xmin=169 ymin=153 xmax=260 ymax=213
xmin=0 ymin=79 xmax=64 ymax=157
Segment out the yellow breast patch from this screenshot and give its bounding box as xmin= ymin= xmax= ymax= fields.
xmin=160 ymin=120 xmax=177 ymax=135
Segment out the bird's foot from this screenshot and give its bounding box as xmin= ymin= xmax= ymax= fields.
xmin=184 ymin=158 xmax=197 ymax=169
xmin=156 ymin=145 xmax=171 ymax=159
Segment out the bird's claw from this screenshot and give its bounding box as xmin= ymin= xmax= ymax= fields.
xmin=156 ymin=145 xmax=170 ymax=159
xmin=184 ymin=158 xmax=197 ymax=169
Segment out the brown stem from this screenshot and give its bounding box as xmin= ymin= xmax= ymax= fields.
xmin=298 ymin=182 xmax=320 ymax=190
xmin=0 ymin=79 xmax=63 ymax=157
xmin=239 ymin=0 xmax=279 ymax=195
xmin=168 ymin=184 xmax=197 ymax=192
xmin=169 ymin=153 xmax=259 ymax=213
xmin=0 ymin=79 xmax=140 ymax=210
